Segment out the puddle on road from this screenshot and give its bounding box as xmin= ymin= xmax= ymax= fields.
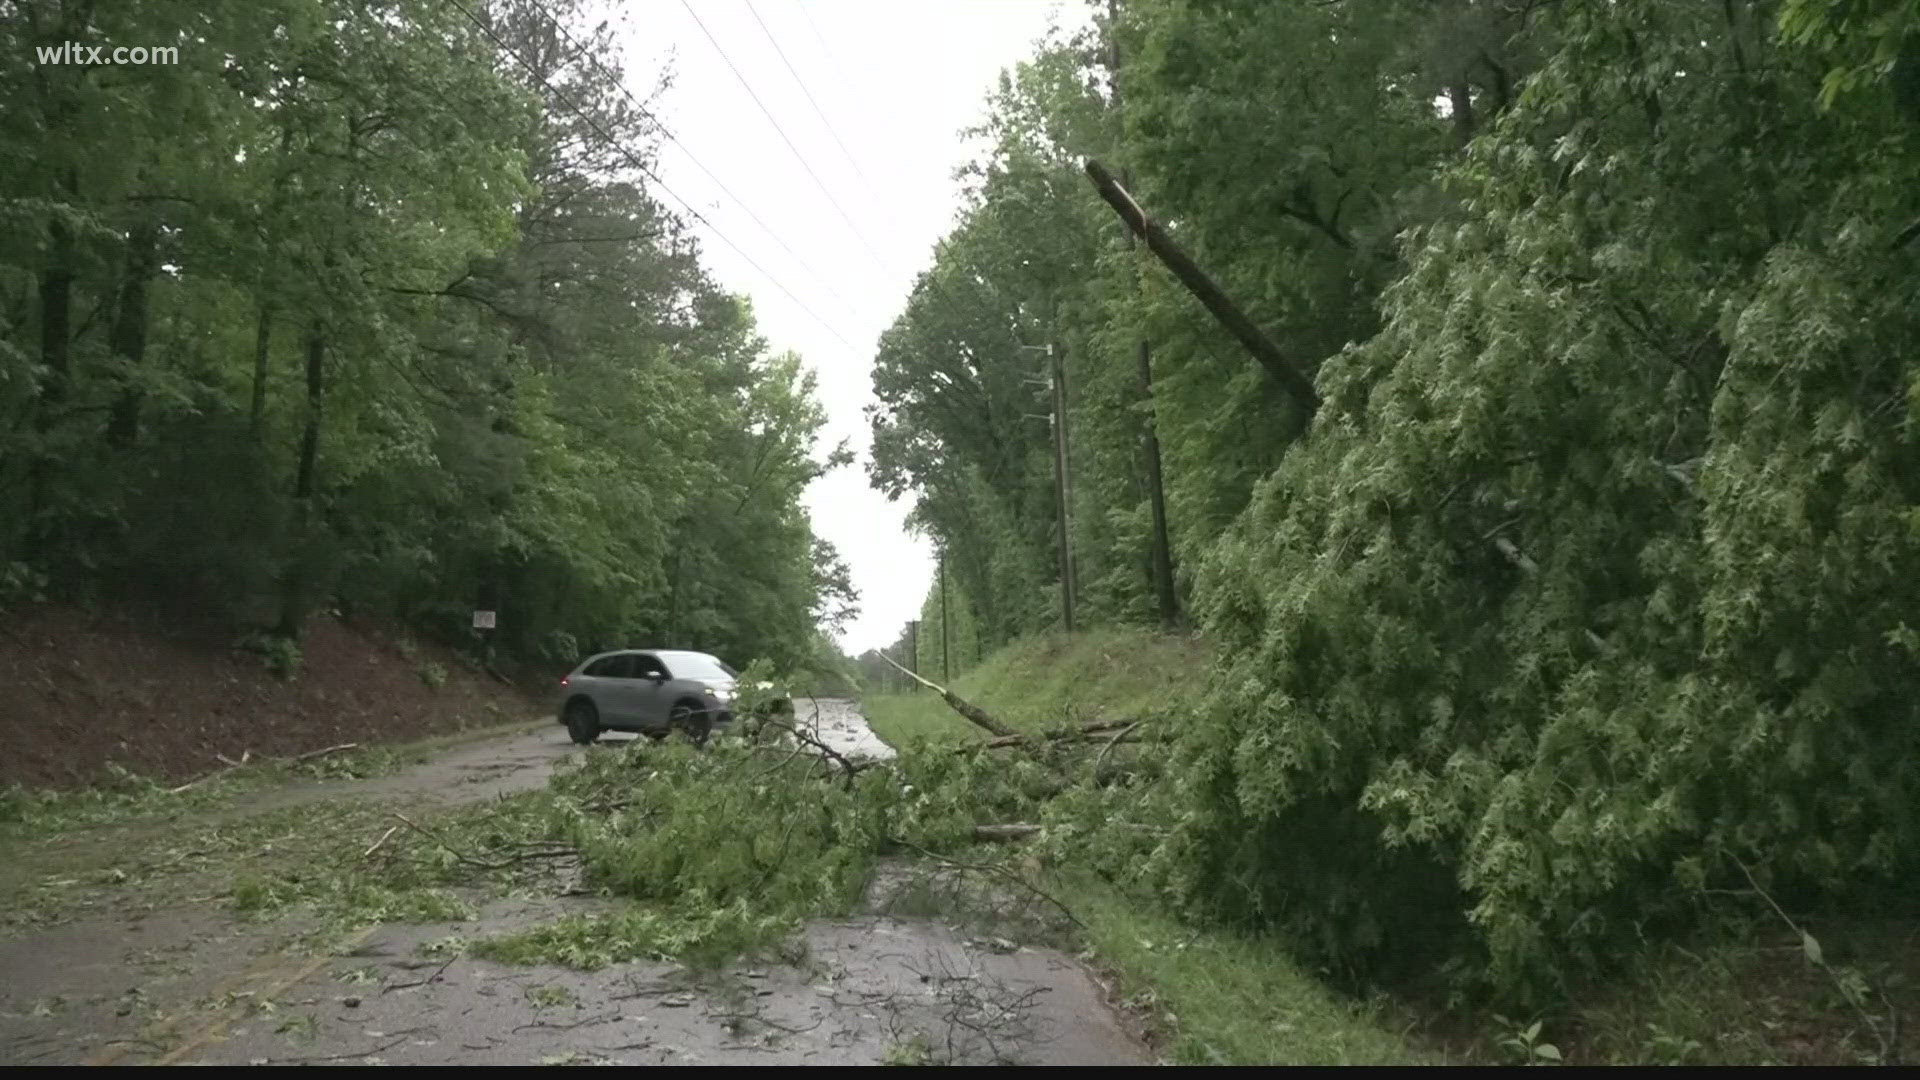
xmin=791 ymin=697 xmax=897 ymax=762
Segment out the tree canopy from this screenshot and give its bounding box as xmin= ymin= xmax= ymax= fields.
xmin=872 ymin=0 xmax=1920 ymax=995
xmin=0 ymin=0 xmax=854 ymax=674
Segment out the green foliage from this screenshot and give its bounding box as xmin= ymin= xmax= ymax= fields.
xmin=1172 ymin=0 xmax=1920 ymax=997
xmin=0 ymin=0 xmax=850 ymax=676
xmin=552 ymin=742 xmax=889 ymax=917
xmin=417 ymin=661 xmax=448 ymax=690
xmin=236 ymin=632 xmax=303 ymax=681
xmin=870 ymin=0 xmax=1920 ymax=1008
xmin=472 ymin=903 xmax=796 ymax=970
xmin=1494 ymin=1016 xmax=1563 ymax=1065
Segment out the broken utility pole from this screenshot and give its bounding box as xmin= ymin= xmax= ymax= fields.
xmin=1105 ymin=0 xmax=1181 ymax=627
xmin=1082 ymin=158 xmax=1322 ymax=417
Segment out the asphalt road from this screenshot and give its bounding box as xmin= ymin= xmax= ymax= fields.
xmin=0 ymin=703 xmax=1149 ymax=1066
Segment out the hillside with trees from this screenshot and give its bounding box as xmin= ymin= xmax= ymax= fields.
xmin=870 ymin=0 xmax=1920 ymax=1000
xmin=0 ymin=0 xmax=855 ymax=678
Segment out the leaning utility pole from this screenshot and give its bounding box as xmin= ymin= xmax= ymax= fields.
xmin=1107 ymin=0 xmax=1179 ymax=627
xmin=906 ymin=619 xmax=920 ymax=690
xmin=1048 ymin=342 xmax=1078 ymax=634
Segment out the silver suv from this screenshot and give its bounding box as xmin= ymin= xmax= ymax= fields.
xmin=556 ymin=649 xmax=743 ymax=745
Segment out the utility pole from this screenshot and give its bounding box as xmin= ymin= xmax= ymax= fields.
xmin=1108 ymin=0 xmax=1179 ymax=627
xmin=1049 ymin=342 xmax=1077 ymax=634
xmin=906 ymin=620 xmax=919 ymax=689
xmin=1021 ymin=341 xmax=1078 ymax=634
xmin=939 ymin=554 xmax=951 ymax=683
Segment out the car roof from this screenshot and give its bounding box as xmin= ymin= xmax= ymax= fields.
xmin=580 ymin=648 xmax=724 ymax=663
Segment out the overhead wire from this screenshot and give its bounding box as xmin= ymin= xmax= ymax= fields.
xmin=743 ymin=0 xmax=889 ymax=209
xmin=440 ymin=0 xmax=862 ymax=354
xmin=516 ymin=0 xmax=865 ymax=321
xmin=676 ymin=0 xmax=895 ymax=276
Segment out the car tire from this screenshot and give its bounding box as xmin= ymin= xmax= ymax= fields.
xmin=564 ymin=699 xmax=601 ymax=745
xmin=669 ymin=701 xmax=711 ymax=747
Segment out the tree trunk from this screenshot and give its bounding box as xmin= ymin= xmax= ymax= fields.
xmin=26 ymin=208 xmax=76 ymax=557
xmin=106 ymin=217 xmax=161 ymax=448
xmin=249 ymin=298 xmax=274 ymax=441
xmin=1450 ymin=82 xmax=1476 ymax=151
xmin=277 ymin=320 xmax=326 ymax=637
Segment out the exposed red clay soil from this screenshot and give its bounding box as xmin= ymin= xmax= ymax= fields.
xmin=0 ymin=603 xmax=544 ymax=790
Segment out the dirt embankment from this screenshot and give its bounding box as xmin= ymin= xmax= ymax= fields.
xmin=0 ymin=604 xmax=544 ymax=790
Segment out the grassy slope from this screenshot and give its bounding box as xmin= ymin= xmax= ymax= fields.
xmin=862 ymin=626 xmax=1207 ymax=745
xmin=863 ymin=628 xmax=1431 ymax=1065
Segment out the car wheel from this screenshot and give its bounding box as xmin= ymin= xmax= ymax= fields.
xmin=564 ymin=699 xmax=601 ymax=745
xmin=668 ymin=702 xmax=711 ymax=747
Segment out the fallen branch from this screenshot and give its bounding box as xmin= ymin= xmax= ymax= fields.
xmin=878 ymin=653 xmax=1015 ymax=738
xmin=976 ymin=719 xmax=1154 ymax=751
xmin=1094 ymin=722 xmax=1142 ymax=778
xmin=971 ymin=823 xmax=1041 ymax=842
xmin=1734 ymin=856 xmax=1898 ymax=1065
xmin=166 ymin=742 xmax=358 ymax=795
xmin=755 ymin=712 xmax=874 ymax=788
xmin=288 ymin=742 xmax=359 ymax=763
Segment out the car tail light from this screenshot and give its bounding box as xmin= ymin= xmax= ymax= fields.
xmin=560 ymin=675 xmax=570 ymax=688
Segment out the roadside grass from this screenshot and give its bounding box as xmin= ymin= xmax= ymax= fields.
xmin=862 ymin=626 xmax=1208 ymax=746
xmin=1540 ymin=912 xmax=1917 ymax=1065
xmin=1057 ymin=873 xmax=1432 ymax=1065
xmin=0 ymin=717 xmax=545 ymax=848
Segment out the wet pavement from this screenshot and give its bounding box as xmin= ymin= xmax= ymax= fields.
xmin=0 ymin=701 xmax=1151 ymax=1066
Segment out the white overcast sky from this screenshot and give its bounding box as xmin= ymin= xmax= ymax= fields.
xmin=603 ymin=0 xmax=1083 ymax=654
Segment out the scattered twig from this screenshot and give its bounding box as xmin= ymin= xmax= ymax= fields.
xmin=362 ymin=825 xmax=399 ymax=859
xmin=383 ymin=952 xmax=458 ymax=993
xmin=263 ymin=1030 xmax=421 ymax=1063
xmin=514 ymin=1009 xmax=620 ymax=1032
xmin=890 ymin=836 xmax=1084 ymax=929
xmin=387 ymin=811 xmax=576 ymax=871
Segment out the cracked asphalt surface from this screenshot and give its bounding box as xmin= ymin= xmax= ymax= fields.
xmin=0 ymin=701 xmax=1150 ymax=1066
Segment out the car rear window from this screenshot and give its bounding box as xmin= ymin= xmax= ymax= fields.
xmin=583 ymin=655 xmax=630 ymax=678
xmin=662 ymin=652 xmax=732 ymax=681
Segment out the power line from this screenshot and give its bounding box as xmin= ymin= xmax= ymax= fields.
xmin=441 ymin=0 xmax=862 ymax=355
xmin=744 ymin=0 xmax=887 ymax=207
xmin=676 ymin=0 xmax=894 ymax=276
xmin=517 ymin=0 xmax=864 ymax=321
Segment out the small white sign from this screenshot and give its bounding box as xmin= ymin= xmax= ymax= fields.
xmin=472 ymin=610 xmax=497 ymax=630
